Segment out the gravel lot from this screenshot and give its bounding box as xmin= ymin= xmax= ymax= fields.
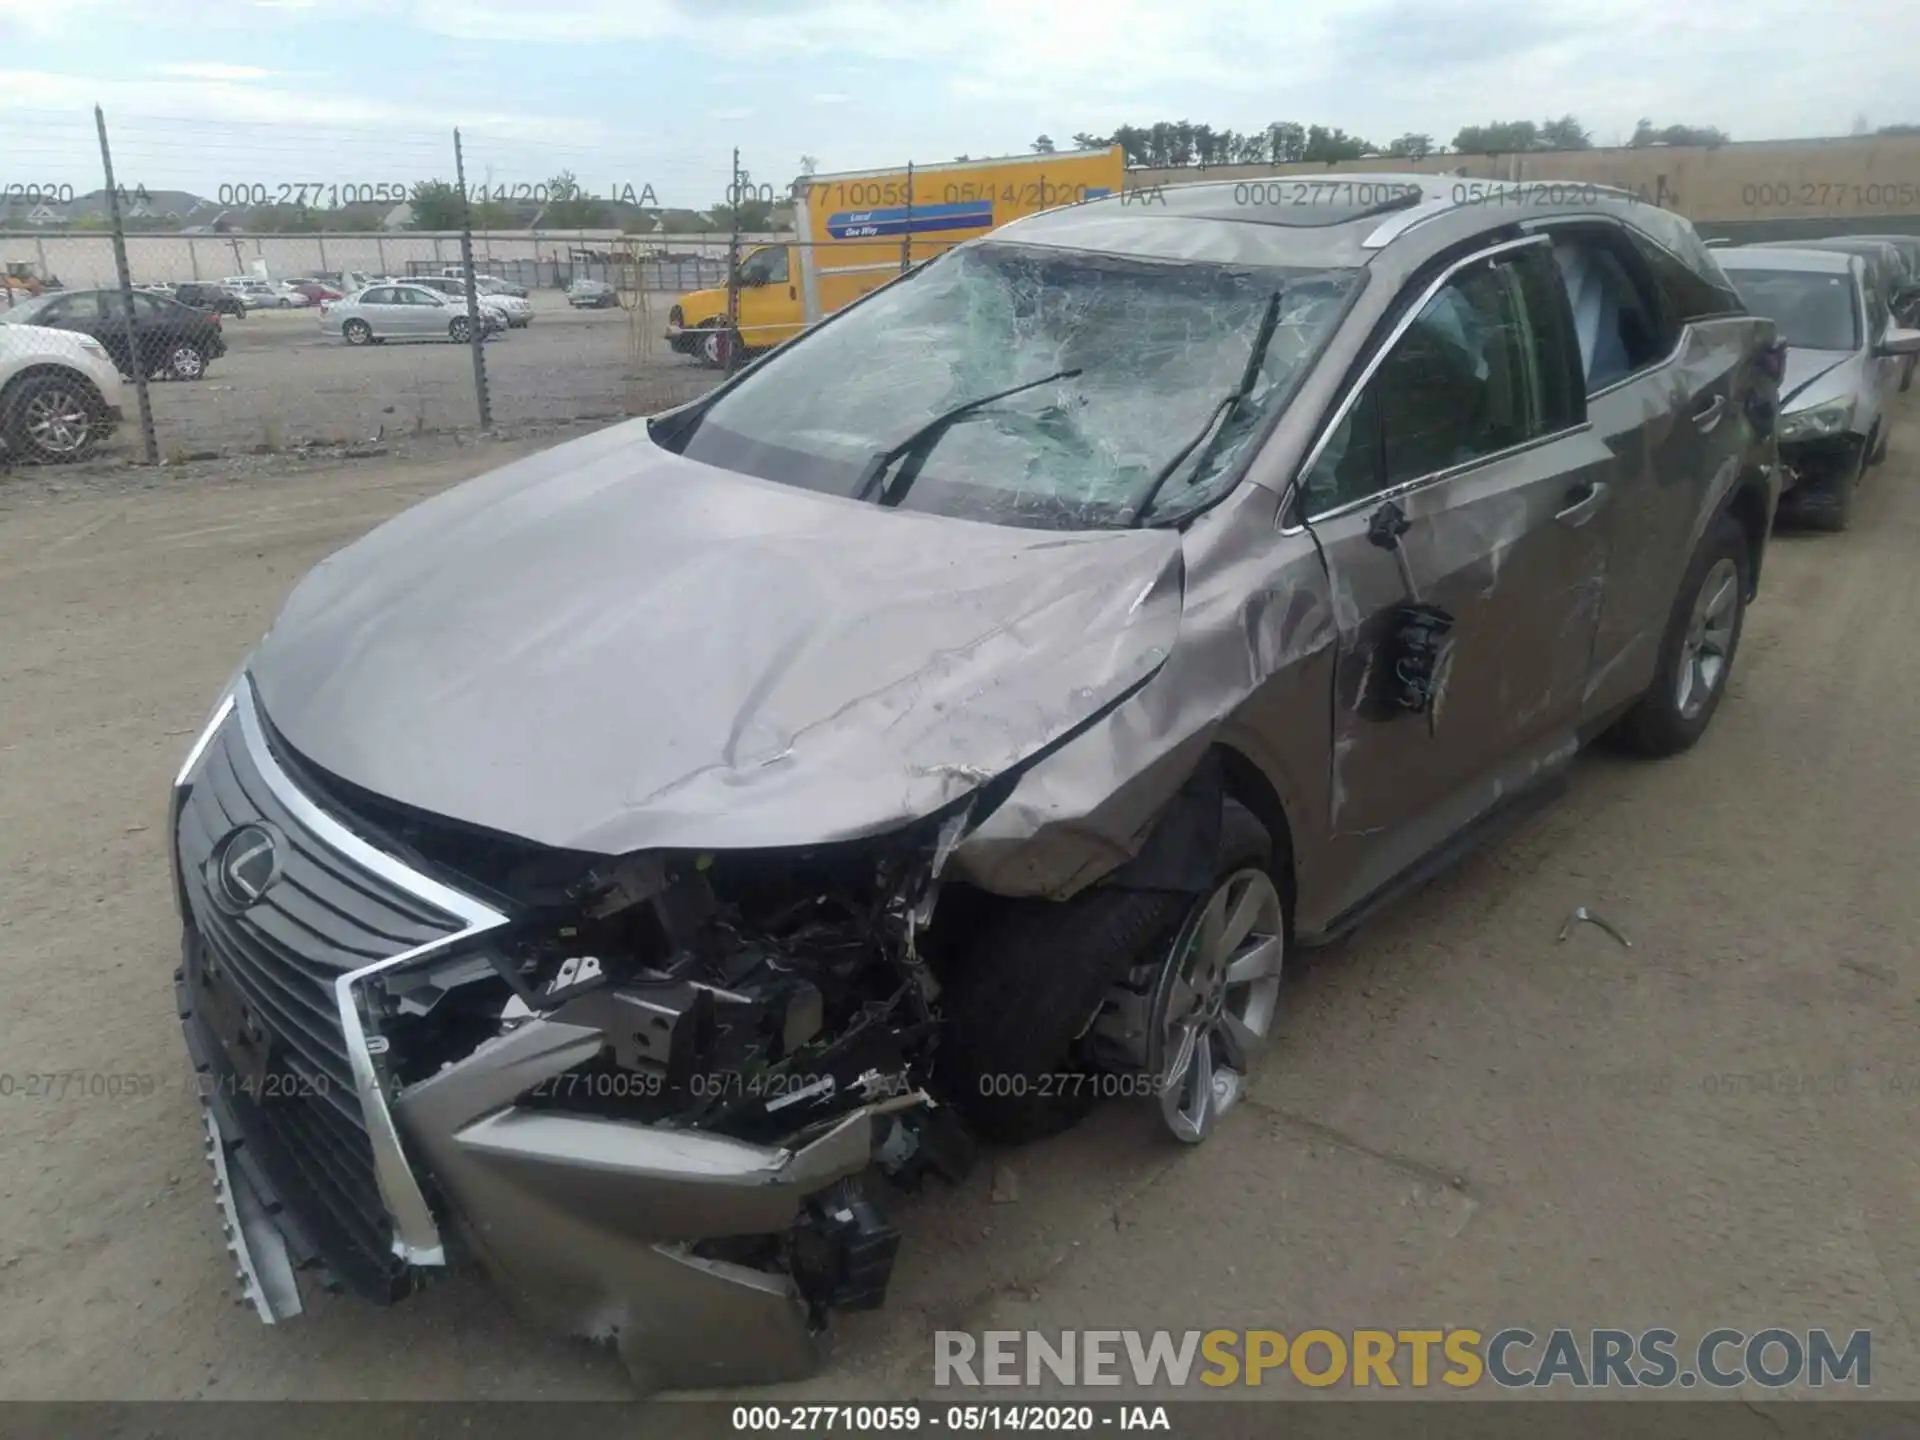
xmin=2 ymin=409 xmax=1919 ymax=1406
xmin=98 ymin=290 xmax=718 ymax=461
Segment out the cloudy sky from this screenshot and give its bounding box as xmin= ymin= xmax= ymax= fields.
xmin=2 ymin=0 xmax=1914 ymax=208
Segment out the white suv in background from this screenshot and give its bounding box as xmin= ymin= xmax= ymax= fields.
xmin=0 ymin=324 xmax=127 ymax=463
xmin=410 ymin=274 xmax=529 ymax=327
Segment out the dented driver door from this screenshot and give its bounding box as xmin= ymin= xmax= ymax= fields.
xmin=1296 ymin=239 xmax=1614 ymax=918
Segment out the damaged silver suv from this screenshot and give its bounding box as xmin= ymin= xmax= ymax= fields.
xmin=169 ymin=175 xmax=1781 ymax=1392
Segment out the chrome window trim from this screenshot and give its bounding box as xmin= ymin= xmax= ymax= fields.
xmin=1282 ymin=233 xmax=1554 ymax=531
xmin=196 ymin=677 xmax=510 ymax=1269
xmin=1293 ymin=420 xmax=1593 ymax=530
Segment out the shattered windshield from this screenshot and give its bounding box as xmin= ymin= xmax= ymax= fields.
xmin=1727 ymin=269 xmax=1860 ymax=352
xmin=668 ymin=242 xmax=1359 ymax=528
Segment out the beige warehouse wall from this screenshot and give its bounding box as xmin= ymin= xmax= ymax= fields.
xmin=1132 ymin=135 xmax=1920 ymax=225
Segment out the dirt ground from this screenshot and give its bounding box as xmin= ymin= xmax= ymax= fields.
xmin=1 ymin=406 xmax=1918 ymax=1404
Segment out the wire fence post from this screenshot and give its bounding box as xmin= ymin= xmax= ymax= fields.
xmin=901 ymin=161 xmax=914 ymax=275
xmin=94 ymin=105 xmax=157 ymax=465
xmin=452 ymin=127 xmax=493 ymax=430
xmin=724 ymin=146 xmax=743 ymax=376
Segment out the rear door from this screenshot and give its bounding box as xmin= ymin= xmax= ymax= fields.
xmin=1609 ymin=228 xmax=1768 ymax=694
xmin=1299 ymin=235 xmax=1610 ymax=914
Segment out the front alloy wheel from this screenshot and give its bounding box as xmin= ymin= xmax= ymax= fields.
xmin=13 ymin=378 xmax=99 ymax=461
xmin=1147 ymin=866 xmax=1284 ymax=1144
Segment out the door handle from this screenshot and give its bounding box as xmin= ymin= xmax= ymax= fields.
xmin=1555 ymin=480 xmax=1610 ymax=527
xmin=788 ymin=285 xmax=797 ymax=300
xmin=1692 ymin=393 xmax=1728 ymax=432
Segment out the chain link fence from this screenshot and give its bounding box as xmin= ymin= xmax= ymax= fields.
xmin=0 ymin=108 xmax=770 ymax=468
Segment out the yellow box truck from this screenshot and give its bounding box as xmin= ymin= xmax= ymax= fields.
xmin=666 ymin=146 xmax=1126 ymax=366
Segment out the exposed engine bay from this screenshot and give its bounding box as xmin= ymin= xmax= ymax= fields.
xmin=329 ymin=769 xmax=991 ymax=1323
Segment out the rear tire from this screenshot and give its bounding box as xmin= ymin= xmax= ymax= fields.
xmin=1614 ymin=511 xmax=1749 ymax=756
xmin=1802 ymin=441 xmax=1866 ymax=533
xmin=165 ymin=343 xmax=207 ymax=381
xmin=342 ymin=319 xmax=372 ymax=346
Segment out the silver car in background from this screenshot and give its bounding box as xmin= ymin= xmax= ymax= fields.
xmin=406 ymin=275 xmax=530 ymax=328
xmin=1718 ymin=246 xmax=1920 ymax=529
xmin=320 ymin=283 xmax=503 ymax=346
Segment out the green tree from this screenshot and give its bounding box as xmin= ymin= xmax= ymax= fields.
xmin=1302 ymin=124 xmax=1372 ymax=163
xmin=1032 ymin=134 xmax=1056 ymax=154
xmin=1452 ymin=120 xmax=1542 ymax=154
xmin=1387 ymin=132 xmax=1435 ymax=160
xmin=1070 ymin=131 xmax=1109 ymax=151
xmin=1538 ymin=114 xmax=1592 ymax=150
xmin=407 ymin=179 xmax=467 ymax=230
xmin=545 ymin=169 xmax=608 ymax=228
xmin=1630 ymin=119 xmax=1730 ymax=147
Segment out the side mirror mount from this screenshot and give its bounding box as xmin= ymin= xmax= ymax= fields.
xmin=1874 ymin=325 xmax=1920 ymax=358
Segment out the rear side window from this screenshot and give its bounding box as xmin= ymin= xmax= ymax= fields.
xmin=1302 ymin=244 xmax=1582 ymax=514
xmin=1629 ymin=232 xmax=1745 ymax=330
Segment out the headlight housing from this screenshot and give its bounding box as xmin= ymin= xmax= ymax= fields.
xmin=1779 ymin=398 xmax=1855 ymax=442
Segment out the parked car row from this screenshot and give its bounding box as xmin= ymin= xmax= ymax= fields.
xmin=1714 ymin=234 xmax=1920 ymax=530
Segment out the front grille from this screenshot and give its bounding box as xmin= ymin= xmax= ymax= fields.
xmin=175 ymin=702 xmax=464 ymax=1300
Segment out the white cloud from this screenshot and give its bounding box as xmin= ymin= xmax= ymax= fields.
xmin=811 ymin=92 xmax=850 ymax=105
xmin=154 ymin=63 xmax=277 ymax=80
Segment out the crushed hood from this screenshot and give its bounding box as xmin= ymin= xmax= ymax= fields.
xmin=1780 ymin=347 xmax=1858 ymax=409
xmin=249 ymin=421 xmax=1184 ymax=854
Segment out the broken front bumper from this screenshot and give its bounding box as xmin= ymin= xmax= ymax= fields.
xmin=170 ymin=677 xmax=911 ymax=1391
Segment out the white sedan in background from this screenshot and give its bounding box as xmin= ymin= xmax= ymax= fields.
xmin=319 ymin=283 xmax=506 ymax=345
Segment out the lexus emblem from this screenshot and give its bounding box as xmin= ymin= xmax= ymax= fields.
xmin=208 ymin=823 xmax=282 ymax=912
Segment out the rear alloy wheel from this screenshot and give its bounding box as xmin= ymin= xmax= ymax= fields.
xmin=166 ymin=343 xmax=207 ymax=381
xmin=7 ymin=374 xmax=103 ymax=463
xmin=342 ymin=319 xmax=372 ymax=346
xmin=1615 ymin=511 xmax=1749 ymax=756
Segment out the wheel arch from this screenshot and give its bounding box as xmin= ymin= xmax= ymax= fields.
xmin=1724 ymin=467 xmax=1774 ymax=600
xmin=1212 ymin=742 xmax=1298 ymax=922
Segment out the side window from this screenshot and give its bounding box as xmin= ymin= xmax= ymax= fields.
xmin=740 ymin=248 xmax=788 ymax=285
xmin=1302 ymin=248 xmax=1576 ymax=515
xmin=133 ymin=293 xmax=165 ymax=318
xmin=1548 ymin=231 xmax=1670 ymax=388
xmin=1629 ymin=231 xmax=1745 ymax=333
xmin=365 ymin=287 xmax=395 ymax=305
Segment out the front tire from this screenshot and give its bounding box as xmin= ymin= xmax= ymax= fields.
xmin=1614 ymin=511 xmax=1749 ymax=756
xmin=942 ymin=803 xmax=1279 ymax=1145
xmin=3 ymin=373 xmax=106 ymax=463
xmin=449 ymin=316 xmax=474 ymax=344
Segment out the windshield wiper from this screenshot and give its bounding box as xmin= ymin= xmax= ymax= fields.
xmin=1127 ymin=288 xmax=1284 ymax=526
xmin=852 ymin=367 xmax=1083 ymax=507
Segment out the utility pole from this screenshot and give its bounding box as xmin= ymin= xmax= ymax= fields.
xmin=95 ymin=105 xmax=156 ymax=465
xmin=724 ymin=146 xmax=743 ymax=374
xmin=452 ymin=128 xmax=493 ymax=428
xmin=900 ymin=161 xmax=914 ymax=275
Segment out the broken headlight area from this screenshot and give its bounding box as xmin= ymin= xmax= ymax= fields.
xmin=1778 ymin=434 xmax=1862 ymax=497
xmin=346 ymin=811 xmax=984 ymax=1314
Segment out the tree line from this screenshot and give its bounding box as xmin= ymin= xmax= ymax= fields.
xmin=1031 ymin=116 xmax=1752 ymax=166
